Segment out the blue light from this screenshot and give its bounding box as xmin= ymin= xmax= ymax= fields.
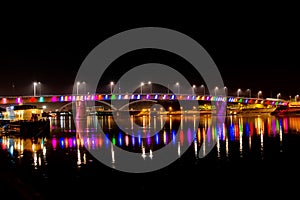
xmin=229 ymin=124 xmax=235 ymax=141
xmin=118 ymin=95 xmax=122 ymax=100
xmin=137 ymin=94 xmax=141 ymax=100
xmin=171 ymin=95 xmax=175 ymax=100
xmin=245 ymin=122 xmax=250 ymax=137
xmin=60 ymin=96 xmax=64 ymax=102
xmin=155 ymin=133 xmax=159 ymax=145
xmin=154 ymin=94 xmax=158 ymax=99
xmin=105 ymin=95 xmax=108 ymax=100
xmin=172 ymin=130 xmax=176 ymax=144
xmin=138 ymin=132 xmax=142 ymax=146
xmin=118 ymin=133 xmax=123 ymax=146
xmin=9 ymin=145 xmax=14 ymax=156
xmin=38 ymin=96 xmax=44 ymax=102
xmin=60 ymin=138 xmax=64 ymax=148
xmin=132 ymin=133 xmax=135 ymax=146
xmin=105 ymin=133 xmax=109 ymax=147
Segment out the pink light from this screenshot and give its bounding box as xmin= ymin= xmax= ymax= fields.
xmin=91 ymin=95 xmax=95 ymax=100
xmin=52 ymin=138 xmax=57 ymax=150
xmin=2 ymin=98 xmax=7 ymax=104
xmin=51 ymin=96 xmax=57 ymax=102
xmin=68 ymin=96 xmax=72 ymax=101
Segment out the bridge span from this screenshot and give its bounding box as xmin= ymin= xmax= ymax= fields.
xmin=0 ymin=93 xmax=288 ymax=112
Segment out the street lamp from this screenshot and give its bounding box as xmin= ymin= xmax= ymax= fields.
xmin=277 ymin=93 xmax=281 ymax=99
xmin=237 ymin=89 xmax=241 ymax=97
xmin=76 ymin=81 xmax=80 ymax=95
xmin=141 ymin=82 xmax=144 ymax=94
xmin=258 ymin=91 xmax=262 ymax=99
xmin=37 ymin=82 xmax=41 ymax=96
xmin=33 ymin=82 xmax=37 ymax=96
xmin=110 ymin=81 xmax=114 ymax=94
xmin=148 ymin=81 xmax=152 ymax=93
xmin=295 ymin=95 xmax=299 ymax=102
xmin=200 ymin=84 xmax=205 ymax=96
xmin=192 ymin=85 xmax=196 ymax=95
xmin=214 ymin=86 xmax=219 ymax=96
xmin=224 ymin=86 xmax=227 ymax=96
xmin=247 ymin=89 xmax=251 ymax=98
xmin=176 ymin=82 xmax=180 ymax=94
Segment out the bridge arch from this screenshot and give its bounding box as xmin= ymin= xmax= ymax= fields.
xmin=57 ymin=100 xmax=118 ymax=112
xmin=118 ymin=100 xmax=157 ymax=111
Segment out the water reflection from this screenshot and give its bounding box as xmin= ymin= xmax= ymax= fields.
xmin=2 ymin=114 xmax=300 ymax=171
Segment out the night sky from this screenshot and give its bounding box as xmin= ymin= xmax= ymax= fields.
xmin=0 ymin=12 xmax=299 ymax=99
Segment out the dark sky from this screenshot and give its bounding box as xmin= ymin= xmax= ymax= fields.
xmin=0 ymin=11 xmax=299 ymax=99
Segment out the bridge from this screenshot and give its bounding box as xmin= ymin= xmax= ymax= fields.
xmin=0 ymin=93 xmax=289 ymax=112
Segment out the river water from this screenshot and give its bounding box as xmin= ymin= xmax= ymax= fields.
xmin=1 ymin=113 xmax=300 ymax=199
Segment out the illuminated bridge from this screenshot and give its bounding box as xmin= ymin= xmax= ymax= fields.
xmin=0 ymin=94 xmax=289 ymax=111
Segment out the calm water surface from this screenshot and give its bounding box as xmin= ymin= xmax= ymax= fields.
xmin=1 ymin=113 xmax=300 ymax=198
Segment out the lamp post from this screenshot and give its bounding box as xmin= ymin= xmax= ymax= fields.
xmin=214 ymin=86 xmax=219 ymax=96
xmin=176 ymin=82 xmax=180 ymax=94
xmin=258 ymin=91 xmax=262 ymax=99
xmin=37 ymin=82 xmax=41 ymax=96
xmin=247 ymin=89 xmax=251 ymax=98
xmin=200 ymin=84 xmax=205 ymax=96
xmin=148 ymin=81 xmax=152 ymax=93
xmin=110 ymin=81 xmax=114 ymax=94
xmin=295 ymin=95 xmax=299 ymax=102
xmin=277 ymin=93 xmax=281 ymax=99
xmin=237 ymin=89 xmax=241 ymax=97
xmin=224 ymin=86 xmax=227 ymax=96
xmin=76 ymin=81 xmax=80 ymax=95
xmin=141 ymin=82 xmax=144 ymax=94
xmin=33 ymin=82 xmax=37 ymax=96
xmin=192 ymin=85 xmax=196 ymax=95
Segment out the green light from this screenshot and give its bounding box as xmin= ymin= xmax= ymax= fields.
xmin=276 ymin=119 xmax=280 ymax=133
xmin=239 ymin=98 xmax=243 ymax=103
xmin=111 ymin=95 xmax=116 ymax=100
xmin=112 ymin=137 xmax=116 ymax=145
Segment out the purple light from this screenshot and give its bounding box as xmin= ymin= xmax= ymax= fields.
xmin=131 ymin=94 xmax=135 ymax=99
xmin=16 ymin=97 xmax=22 ymax=104
xmin=146 ymin=94 xmax=150 ymax=99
